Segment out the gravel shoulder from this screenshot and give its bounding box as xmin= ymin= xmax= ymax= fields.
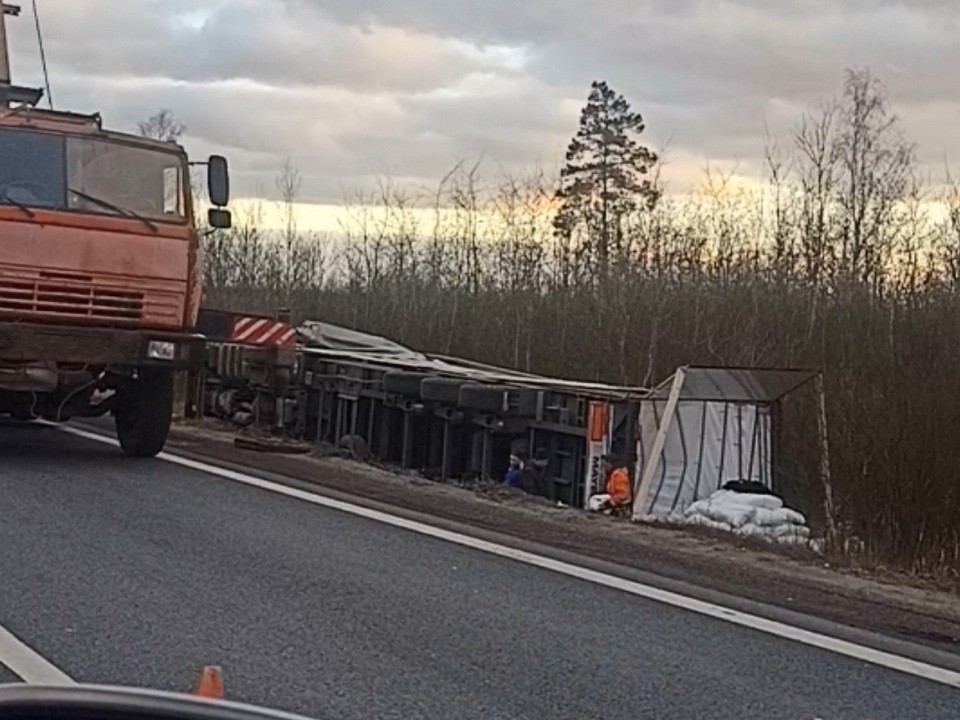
xmin=160 ymin=420 xmax=960 ymax=655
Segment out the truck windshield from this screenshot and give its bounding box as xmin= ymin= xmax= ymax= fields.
xmin=0 ymin=128 xmax=186 ymax=222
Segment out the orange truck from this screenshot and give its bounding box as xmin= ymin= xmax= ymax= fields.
xmin=0 ymin=4 xmax=230 ymax=455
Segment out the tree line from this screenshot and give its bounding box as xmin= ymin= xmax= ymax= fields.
xmin=144 ymin=69 xmax=960 ymax=580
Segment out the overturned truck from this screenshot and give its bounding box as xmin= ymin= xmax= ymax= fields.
xmin=190 ymin=309 xmax=819 ymax=514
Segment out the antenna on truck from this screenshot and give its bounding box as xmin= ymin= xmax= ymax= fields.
xmin=30 ymin=0 xmax=51 ymax=108
xmin=0 ymin=2 xmax=44 ymax=107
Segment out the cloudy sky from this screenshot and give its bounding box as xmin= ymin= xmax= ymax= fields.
xmin=6 ymin=0 xmax=959 ymax=211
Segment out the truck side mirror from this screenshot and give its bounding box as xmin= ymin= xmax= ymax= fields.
xmin=207 ymin=155 xmax=230 ymax=207
xmin=208 ymin=208 xmax=232 ymax=229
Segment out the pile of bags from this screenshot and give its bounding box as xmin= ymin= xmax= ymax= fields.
xmin=682 ymin=488 xmax=811 ymax=543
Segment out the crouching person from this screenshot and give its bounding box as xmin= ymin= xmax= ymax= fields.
xmin=504 ymin=453 xmax=525 ymax=489
xmin=588 ymin=455 xmax=632 ymax=515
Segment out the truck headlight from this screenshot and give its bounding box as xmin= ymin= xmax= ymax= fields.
xmin=147 ymin=340 xmax=177 ymax=361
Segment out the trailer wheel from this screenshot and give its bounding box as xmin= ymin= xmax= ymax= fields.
xmin=383 ymin=371 xmax=431 ymax=398
xmin=458 ymin=384 xmax=510 ymax=413
xmin=115 ymin=369 xmax=173 ymax=457
xmin=421 ymin=377 xmax=465 ymax=404
xmin=458 ymin=384 xmax=539 ymax=416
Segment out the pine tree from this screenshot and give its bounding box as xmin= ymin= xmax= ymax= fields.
xmin=554 ymin=81 xmax=659 ymax=276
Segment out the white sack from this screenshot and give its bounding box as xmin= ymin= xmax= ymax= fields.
xmin=770 ymin=524 xmax=811 ymax=539
xmin=712 ymin=490 xmax=783 ymax=510
xmin=699 ymin=501 xmax=756 ymax=529
xmin=735 ymin=522 xmax=767 ymax=537
xmin=752 ymin=507 xmax=807 ymax=527
xmin=588 ymin=494 xmax=610 ymax=512
xmin=684 ymin=499 xmax=710 ymax=517
xmin=685 ymin=514 xmax=733 ymax=532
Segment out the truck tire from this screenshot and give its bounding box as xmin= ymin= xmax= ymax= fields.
xmin=115 ymin=369 xmax=173 ymax=457
xmin=508 ymin=387 xmax=540 ymax=417
xmin=458 ymin=383 xmax=510 ymax=413
xmin=382 ymin=371 xmax=430 ymax=398
xmin=458 ymin=383 xmax=539 ymax=416
xmin=421 ymin=377 xmax=465 ymax=404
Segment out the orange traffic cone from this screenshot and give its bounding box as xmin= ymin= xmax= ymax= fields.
xmin=195 ymin=665 xmax=224 ymax=699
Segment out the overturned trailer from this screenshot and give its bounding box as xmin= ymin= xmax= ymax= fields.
xmin=291 ymin=321 xmax=643 ymax=507
xmin=191 ymin=312 xmax=819 ymax=514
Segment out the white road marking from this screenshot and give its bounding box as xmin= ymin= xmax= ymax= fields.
xmin=0 ymin=624 xmax=74 ymax=685
xmin=61 ymin=425 xmax=960 ymax=689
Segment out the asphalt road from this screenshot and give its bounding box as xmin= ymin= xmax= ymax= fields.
xmin=0 ymin=421 xmax=958 ymax=719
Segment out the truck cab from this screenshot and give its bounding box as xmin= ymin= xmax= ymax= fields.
xmin=0 ymin=5 xmax=230 ymax=455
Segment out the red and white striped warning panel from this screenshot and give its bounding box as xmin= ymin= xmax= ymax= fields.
xmin=229 ymin=316 xmax=297 ymax=347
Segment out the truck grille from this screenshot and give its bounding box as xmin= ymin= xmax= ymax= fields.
xmin=0 ymin=272 xmax=145 ymax=325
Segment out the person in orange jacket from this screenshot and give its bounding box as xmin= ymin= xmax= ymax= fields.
xmin=603 ymin=455 xmax=632 ymax=509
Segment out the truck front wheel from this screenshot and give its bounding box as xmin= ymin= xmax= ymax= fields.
xmin=115 ymin=369 xmax=173 ymax=457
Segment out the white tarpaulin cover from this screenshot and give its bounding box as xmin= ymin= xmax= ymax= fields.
xmin=650 ymin=366 xmax=817 ymax=403
xmin=299 ymin=321 xmax=427 ymax=361
xmin=637 ymin=399 xmax=772 ymax=516
xmin=633 ymin=367 xmax=817 ymax=520
xmin=298 ymin=321 xmax=646 ymax=400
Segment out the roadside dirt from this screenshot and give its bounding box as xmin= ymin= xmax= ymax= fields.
xmin=166 ymin=420 xmax=960 ymax=654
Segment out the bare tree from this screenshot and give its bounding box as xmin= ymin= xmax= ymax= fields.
xmin=763 ymin=130 xmax=797 ymax=279
xmin=934 ymin=164 xmax=960 ymax=289
xmin=835 ymin=69 xmax=915 ymax=284
xmin=137 ymin=108 xmax=185 ymax=143
xmin=794 ymin=101 xmax=840 ymax=284
xmin=276 ymin=157 xmax=302 ymax=301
